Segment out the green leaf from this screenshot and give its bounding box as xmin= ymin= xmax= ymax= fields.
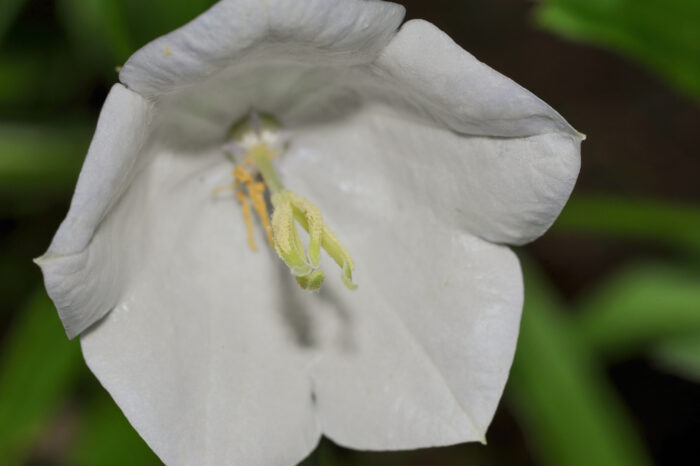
xmin=652 ymin=335 xmax=700 ymax=382
xmin=535 ymin=0 xmax=700 ymax=100
xmin=0 ymin=122 xmax=90 ymax=198
xmin=574 ymin=264 xmax=700 ymax=358
xmin=0 ymin=290 xmax=82 ymax=463
xmin=553 ymin=195 xmax=700 ymax=255
xmin=69 ymin=394 xmax=162 ymax=466
xmin=508 ymin=259 xmax=652 ymax=466
xmin=0 ymin=0 xmax=28 ymax=45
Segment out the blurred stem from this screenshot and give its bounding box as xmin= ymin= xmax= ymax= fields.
xmin=553 ymin=195 xmax=700 ymax=255
xmin=508 ymin=258 xmax=652 ymax=466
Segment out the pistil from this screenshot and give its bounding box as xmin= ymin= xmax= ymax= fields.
xmin=216 ymin=112 xmax=357 ymax=291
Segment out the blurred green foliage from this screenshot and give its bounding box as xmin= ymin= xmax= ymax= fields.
xmin=0 ymin=0 xmax=698 ymax=465
xmin=535 ymin=0 xmax=700 ymax=100
xmin=0 ymin=0 xmax=28 ymax=45
xmin=555 ymin=195 xmax=700 ymax=256
xmin=509 ymin=260 xmax=652 ymax=466
xmin=0 ymin=51 xmax=85 ymax=107
xmin=575 ymin=264 xmax=700 ymax=358
xmin=652 ymin=336 xmax=700 ymax=383
xmin=57 ymin=0 xmax=217 ymax=77
xmin=0 ymin=290 xmax=81 ymax=463
xmin=69 ymin=395 xmax=161 ymax=466
xmin=0 ymin=123 xmax=89 ymax=193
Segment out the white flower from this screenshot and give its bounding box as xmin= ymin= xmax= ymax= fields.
xmin=36 ymin=0 xmax=582 ymax=464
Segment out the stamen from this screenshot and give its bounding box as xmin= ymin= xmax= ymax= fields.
xmin=236 ymin=190 xmax=257 ymax=251
xmin=233 ymin=165 xmax=253 ymax=185
xmin=211 ymin=183 xmax=238 ymax=196
xmin=249 ymin=181 xmax=273 ymax=248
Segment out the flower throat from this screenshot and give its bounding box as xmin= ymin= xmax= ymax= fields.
xmin=214 ymin=112 xmax=357 ymax=292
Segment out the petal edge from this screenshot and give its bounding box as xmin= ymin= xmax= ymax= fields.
xmin=375 ymin=19 xmax=583 ymax=139
xmin=37 ymin=84 xmax=155 ymax=338
xmin=120 ymin=0 xmax=406 ymax=97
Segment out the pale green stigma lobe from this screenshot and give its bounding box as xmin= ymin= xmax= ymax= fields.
xmin=271 ymin=190 xmax=357 ymax=291
xmin=296 ymin=270 xmax=325 ymax=291
xmin=270 ymin=197 xmax=313 ymax=277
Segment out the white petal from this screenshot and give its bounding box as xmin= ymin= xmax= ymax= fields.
xmin=375 ymin=19 xmax=582 ymax=138
xmin=119 ymin=0 xmax=405 ymax=97
xmin=281 ymin=190 xmax=522 ymax=447
xmin=147 ymin=18 xmax=580 ymax=246
xmin=280 ymin=103 xmax=580 ymax=247
xmin=80 ymin=148 xmax=320 ymax=465
xmin=36 ymin=84 xmax=155 ymax=338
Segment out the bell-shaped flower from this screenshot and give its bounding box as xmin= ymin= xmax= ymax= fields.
xmin=36 ymin=0 xmax=582 ymax=464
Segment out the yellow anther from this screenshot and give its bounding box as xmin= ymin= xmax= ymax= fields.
xmin=249 ymin=181 xmax=273 ymax=248
xmin=215 ymin=165 xmax=274 ymax=251
xmin=212 ymin=182 xmax=239 ymax=196
xmin=236 ymin=190 xmax=257 ymax=251
xmin=233 ymin=166 xmax=253 ymax=184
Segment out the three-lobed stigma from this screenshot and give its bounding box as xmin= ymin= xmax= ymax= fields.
xmin=214 ymin=112 xmax=357 ymax=291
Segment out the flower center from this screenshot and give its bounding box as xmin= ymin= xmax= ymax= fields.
xmin=214 ymin=112 xmax=357 ymax=291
